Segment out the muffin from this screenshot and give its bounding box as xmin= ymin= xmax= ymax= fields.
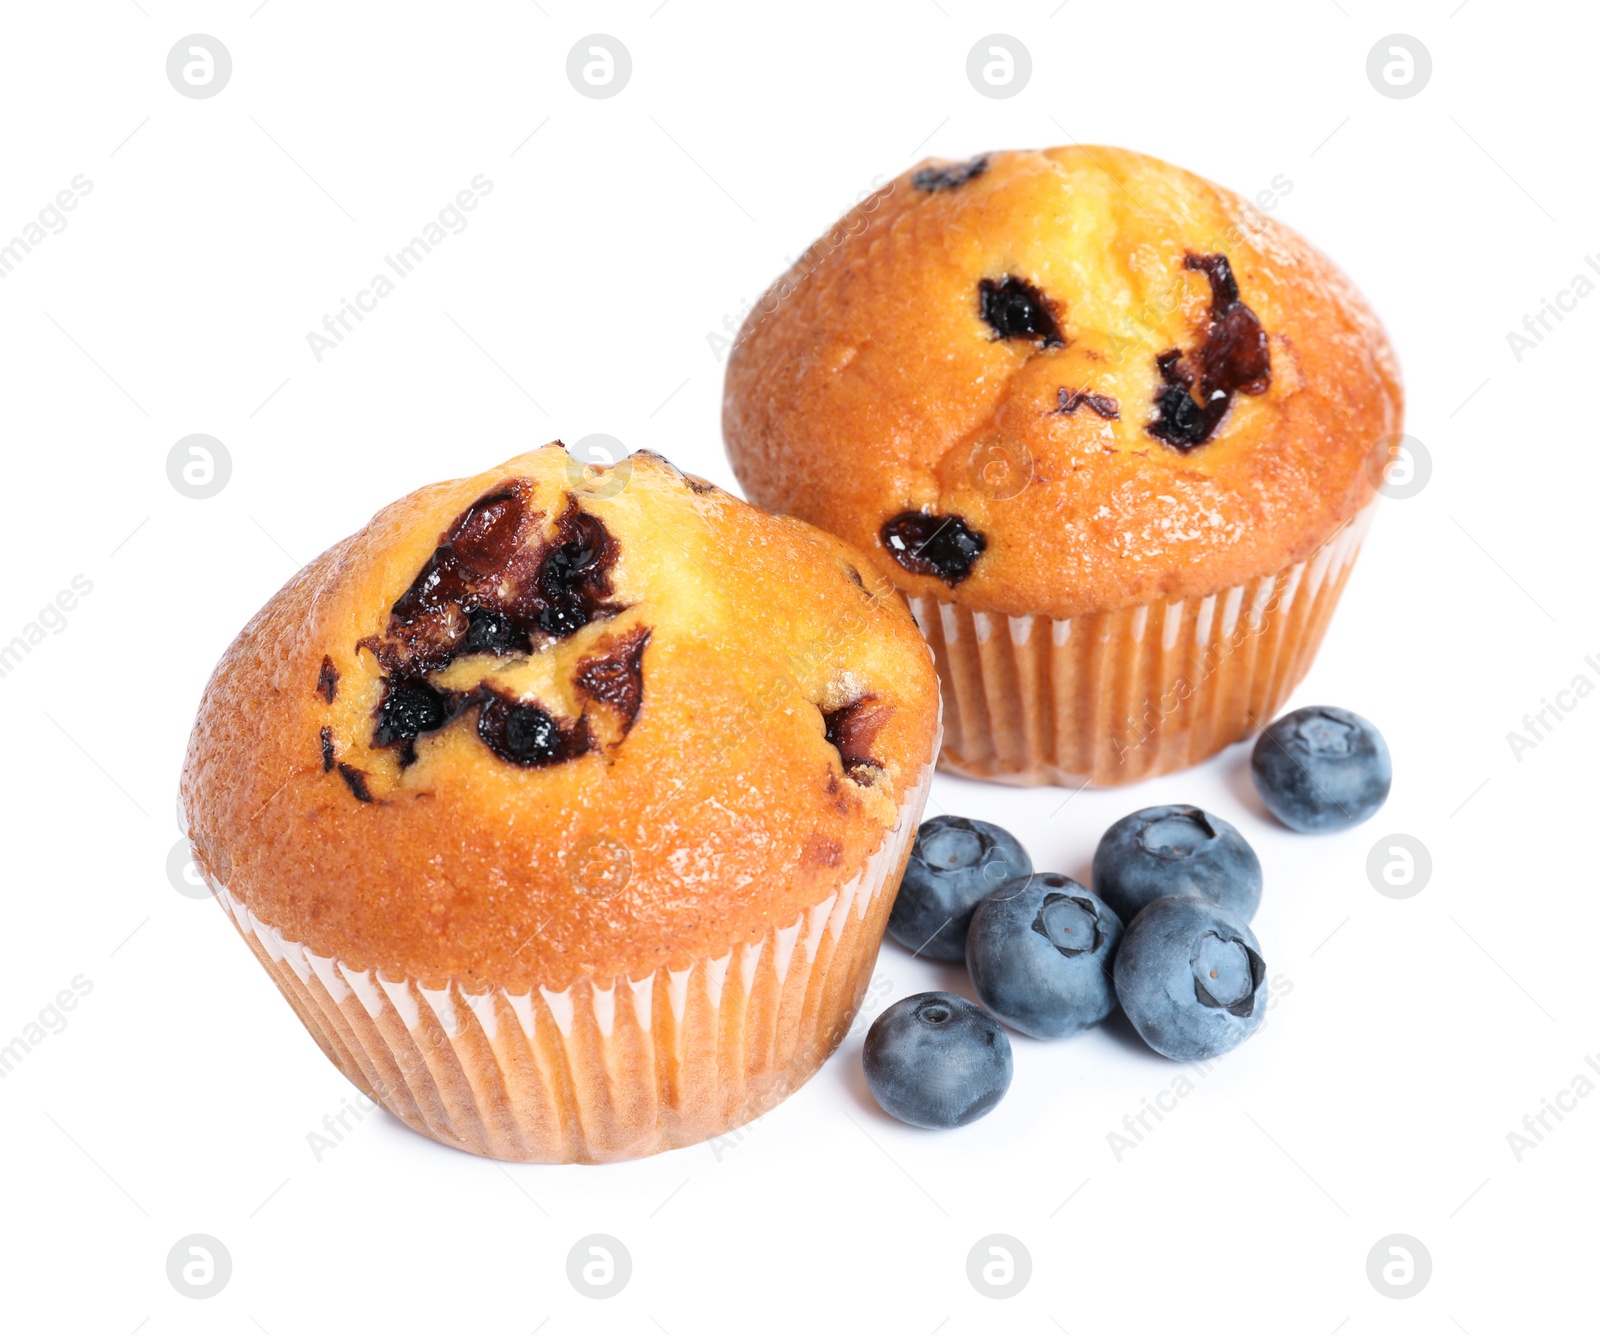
xmin=180 ymin=444 xmax=940 ymax=1163
xmin=723 ymin=145 xmax=1401 ymax=785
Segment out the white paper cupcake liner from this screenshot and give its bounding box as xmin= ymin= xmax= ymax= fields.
xmin=908 ymin=504 xmax=1374 ymax=786
xmin=204 ymin=744 xmax=936 ymax=1164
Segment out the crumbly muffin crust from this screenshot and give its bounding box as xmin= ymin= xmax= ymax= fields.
xmin=181 ymin=445 xmax=940 ymax=993
xmin=723 ymin=145 xmax=1402 ymax=619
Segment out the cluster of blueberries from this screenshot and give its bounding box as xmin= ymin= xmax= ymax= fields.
xmin=862 ymin=705 xmax=1392 ymax=1129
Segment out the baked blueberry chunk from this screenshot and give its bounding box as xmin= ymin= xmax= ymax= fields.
xmin=978 ymin=275 xmax=1064 ymax=347
xmin=1056 ymin=387 xmax=1120 ymax=419
xmin=1147 ymin=252 xmax=1271 ymax=450
xmin=880 ymin=512 xmax=986 ymax=584
xmin=355 ymin=480 xmax=632 ymax=771
xmin=476 ymin=689 xmax=592 ymax=767
xmin=912 ymin=155 xmax=990 ymax=191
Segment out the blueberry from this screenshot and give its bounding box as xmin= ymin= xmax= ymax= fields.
xmin=978 ymin=275 xmax=1064 ymax=347
xmin=1145 ymin=252 xmax=1272 ymax=452
xmin=475 ymin=691 xmax=592 ymax=767
xmin=460 ymin=607 xmax=529 ymax=656
xmin=1092 ymin=805 xmax=1262 ymax=924
xmin=888 ymin=816 xmax=1032 ymax=961
xmin=911 ymin=154 xmax=989 ymax=192
xmin=1251 ymin=705 xmax=1391 ymax=833
xmin=880 ymin=512 xmax=987 ymax=585
xmin=1114 ymin=897 xmax=1268 ymax=1061
xmin=966 ymin=874 xmax=1123 ymax=1039
xmin=372 ymin=678 xmax=450 ymax=750
xmin=862 ymin=992 xmax=1013 ymax=1129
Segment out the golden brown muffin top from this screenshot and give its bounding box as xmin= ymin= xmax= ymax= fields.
xmin=723 ymin=145 xmax=1403 ymax=619
xmin=181 ymin=445 xmax=939 ymax=993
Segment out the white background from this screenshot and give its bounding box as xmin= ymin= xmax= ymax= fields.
xmin=0 ymin=2 xmax=1592 ymax=1331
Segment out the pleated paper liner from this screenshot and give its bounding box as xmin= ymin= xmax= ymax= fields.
xmin=205 ymin=746 xmax=935 ymax=1164
xmin=909 ymin=504 xmax=1374 ymax=787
